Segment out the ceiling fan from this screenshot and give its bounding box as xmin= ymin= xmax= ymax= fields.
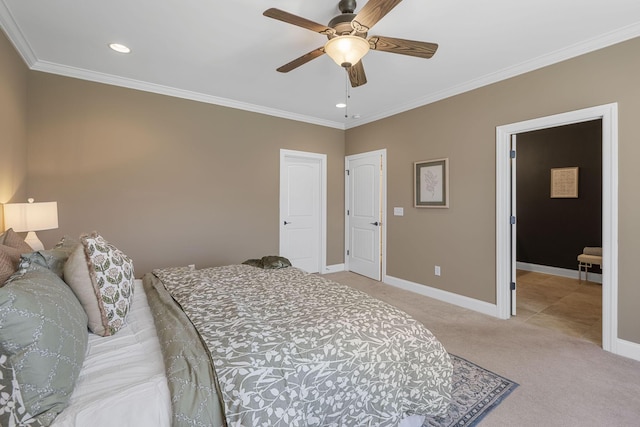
xmin=263 ymin=0 xmax=438 ymax=88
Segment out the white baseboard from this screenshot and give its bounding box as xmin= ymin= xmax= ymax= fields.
xmin=384 ymin=275 xmax=498 ymax=317
xmin=517 ymin=261 xmax=602 ymax=284
xmin=323 ymin=264 xmax=345 ymax=274
xmin=616 ymin=338 xmax=640 ymax=362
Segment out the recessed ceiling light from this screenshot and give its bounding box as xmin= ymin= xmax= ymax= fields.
xmin=336 ymin=103 xmax=347 ymax=108
xmin=109 ymin=43 xmax=131 ymax=54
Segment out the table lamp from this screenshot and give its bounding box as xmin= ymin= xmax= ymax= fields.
xmin=3 ymin=198 xmax=59 ymax=250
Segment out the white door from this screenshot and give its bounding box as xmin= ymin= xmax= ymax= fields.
xmin=280 ymin=150 xmax=326 ymax=273
xmin=346 ymin=151 xmax=384 ymax=280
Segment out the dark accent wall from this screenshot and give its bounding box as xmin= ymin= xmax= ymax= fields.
xmin=516 ymin=120 xmax=602 ymax=271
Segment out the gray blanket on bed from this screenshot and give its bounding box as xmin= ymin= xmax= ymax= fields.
xmin=148 ymin=265 xmax=452 ymax=427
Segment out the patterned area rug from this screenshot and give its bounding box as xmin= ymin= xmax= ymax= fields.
xmin=423 ymin=354 xmax=518 ymax=426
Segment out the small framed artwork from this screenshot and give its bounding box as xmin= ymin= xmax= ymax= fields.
xmin=550 ymin=167 xmax=579 ymax=198
xmin=415 ymin=158 xmax=449 ymax=208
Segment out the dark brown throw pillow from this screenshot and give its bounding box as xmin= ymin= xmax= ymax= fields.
xmin=1 ymin=228 xmax=33 ymax=253
xmin=0 ymin=229 xmax=33 ymax=285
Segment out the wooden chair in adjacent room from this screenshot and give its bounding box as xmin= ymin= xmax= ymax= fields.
xmin=577 ymin=246 xmax=602 ymax=282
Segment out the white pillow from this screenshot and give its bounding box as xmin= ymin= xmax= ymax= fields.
xmin=63 ymin=232 xmax=135 ymax=336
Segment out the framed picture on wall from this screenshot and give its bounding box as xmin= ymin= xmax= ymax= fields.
xmin=550 ymin=167 xmax=579 ymax=198
xmin=414 ymin=158 xmax=449 ymax=208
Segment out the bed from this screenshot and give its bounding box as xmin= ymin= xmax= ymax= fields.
xmin=0 ymin=230 xmax=452 ymax=427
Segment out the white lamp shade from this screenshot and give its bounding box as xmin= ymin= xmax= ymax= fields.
xmin=324 ymin=35 xmax=370 ymax=68
xmin=3 ymin=201 xmax=58 ymax=232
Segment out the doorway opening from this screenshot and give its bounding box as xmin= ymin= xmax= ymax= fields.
xmin=496 ymin=103 xmax=618 ymax=354
xmin=515 ymin=120 xmax=603 ymax=345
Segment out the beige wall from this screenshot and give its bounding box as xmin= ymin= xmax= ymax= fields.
xmin=26 ymin=72 xmax=345 ymax=275
xmin=0 ymin=30 xmax=28 ymax=222
xmin=345 ymin=37 xmax=640 ymax=344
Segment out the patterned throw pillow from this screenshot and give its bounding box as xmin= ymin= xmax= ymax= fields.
xmin=63 ymin=232 xmax=135 ymax=336
xmin=261 ymin=255 xmax=292 ymax=269
xmin=242 ymin=258 xmax=264 ymax=268
xmin=242 ymin=256 xmax=292 ymax=269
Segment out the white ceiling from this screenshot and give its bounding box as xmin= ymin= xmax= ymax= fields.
xmin=2 ymin=0 xmax=640 ymax=129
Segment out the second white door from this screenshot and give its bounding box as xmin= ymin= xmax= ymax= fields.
xmin=346 ymin=151 xmax=384 ymax=280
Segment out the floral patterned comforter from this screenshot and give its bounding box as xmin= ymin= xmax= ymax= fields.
xmin=150 ymin=265 xmax=452 ymax=427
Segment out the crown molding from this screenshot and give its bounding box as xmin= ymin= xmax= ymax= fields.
xmin=346 ymin=22 xmax=640 ymax=129
xmin=0 ymin=0 xmax=37 ymax=66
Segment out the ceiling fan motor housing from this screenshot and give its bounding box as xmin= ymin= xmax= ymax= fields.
xmin=338 ymin=0 xmax=357 ymax=14
xmin=329 ymin=0 xmax=367 ymax=37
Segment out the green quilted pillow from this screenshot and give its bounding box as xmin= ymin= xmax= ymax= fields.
xmin=0 ymin=263 xmax=88 ymax=426
xmin=20 ymin=236 xmax=80 ymax=279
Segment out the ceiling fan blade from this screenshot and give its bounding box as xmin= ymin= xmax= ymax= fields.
xmin=264 ymin=8 xmax=336 ymax=36
xmin=276 ymin=47 xmax=326 ymax=73
xmin=369 ymin=36 xmax=438 ymax=58
xmin=348 ymin=61 xmax=367 ymax=87
xmin=351 ymin=0 xmax=403 ymax=33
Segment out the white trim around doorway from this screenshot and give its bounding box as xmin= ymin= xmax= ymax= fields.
xmin=496 ymin=103 xmax=619 ymax=355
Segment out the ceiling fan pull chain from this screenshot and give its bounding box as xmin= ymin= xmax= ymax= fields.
xmin=344 ymin=71 xmax=350 ymax=118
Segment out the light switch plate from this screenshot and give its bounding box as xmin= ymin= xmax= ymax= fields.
xmin=394 ymin=207 xmax=404 ymax=216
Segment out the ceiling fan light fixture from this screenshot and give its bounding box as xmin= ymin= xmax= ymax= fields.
xmin=324 ymin=35 xmax=369 ymax=68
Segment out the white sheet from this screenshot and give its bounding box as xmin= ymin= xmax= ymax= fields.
xmin=52 ymin=279 xmax=171 ymax=427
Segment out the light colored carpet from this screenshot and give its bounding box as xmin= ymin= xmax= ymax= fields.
xmin=323 ymin=272 xmax=640 ymax=427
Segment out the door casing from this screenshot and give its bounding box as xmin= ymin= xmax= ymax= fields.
xmin=496 ymin=103 xmax=618 ymax=353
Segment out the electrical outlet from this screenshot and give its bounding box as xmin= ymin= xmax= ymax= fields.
xmin=435 ymin=265 xmax=441 ymax=276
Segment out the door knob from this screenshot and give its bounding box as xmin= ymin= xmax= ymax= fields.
xmin=284 ymin=221 xmax=291 ymax=225
xmin=370 ymin=221 xmax=380 ymax=226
